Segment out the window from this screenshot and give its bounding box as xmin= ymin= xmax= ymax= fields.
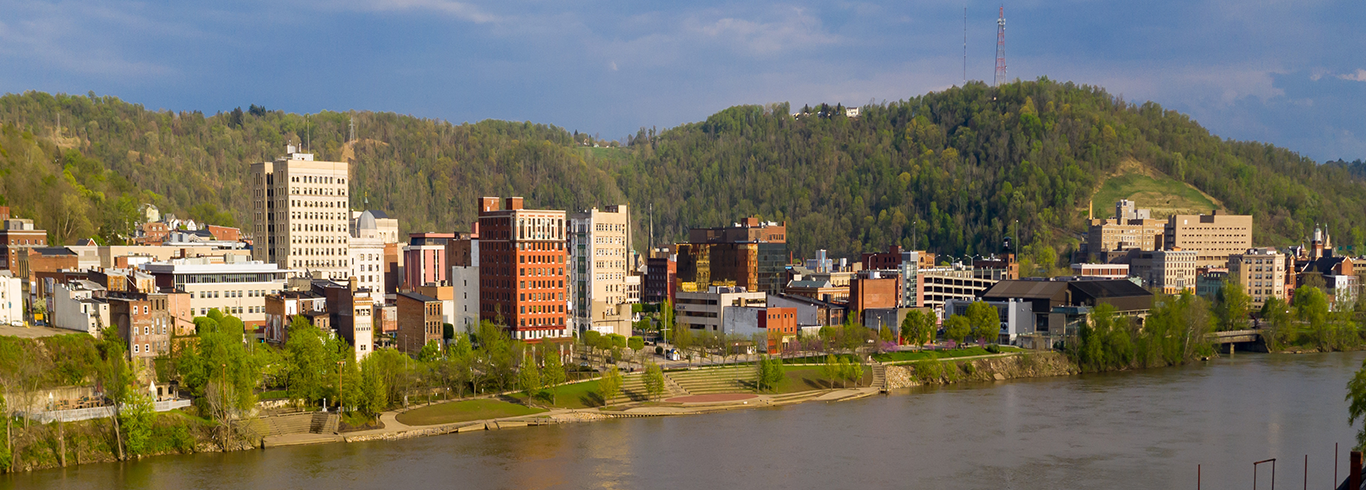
xmin=133 ymin=344 xmax=139 ymax=353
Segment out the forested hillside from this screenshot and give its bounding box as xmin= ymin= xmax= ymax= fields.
xmin=0 ymin=80 xmax=1363 ymax=260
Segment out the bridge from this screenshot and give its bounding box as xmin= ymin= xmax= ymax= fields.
xmin=1208 ymin=328 xmax=1262 ymax=345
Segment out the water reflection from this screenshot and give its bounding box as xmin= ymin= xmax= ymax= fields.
xmin=6 ymin=352 xmax=1365 ymax=490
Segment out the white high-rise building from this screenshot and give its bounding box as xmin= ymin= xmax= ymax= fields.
xmin=569 ymin=205 xmax=634 ymax=336
xmin=250 ymin=146 xmax=351 ymax=280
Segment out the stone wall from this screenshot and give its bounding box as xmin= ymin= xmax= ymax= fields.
xmin=884 ymin=352 xmax=1077 ymax=389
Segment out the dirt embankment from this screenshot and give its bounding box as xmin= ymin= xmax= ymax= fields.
xmin=885 ymin=352 xmax=1077 ymax=389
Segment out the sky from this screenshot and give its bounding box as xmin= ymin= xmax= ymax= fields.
xmin=0 ymin=0 xmax=1363 ymax=161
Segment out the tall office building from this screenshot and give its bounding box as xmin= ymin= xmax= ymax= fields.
xmin=675 ymin=217 xmax=787 ymax=294
xmin=250 ymin=146 xmax=350 ymax=280
xmin=1164 ymin=212 xmax=1253 ymax=269
xmin=477 ymin=197 xmax=570 ymax=342
xmin=569 ymin=205 xmax=634 ymax=335
xmin=350 ymin=210 xmax=386 ymax=302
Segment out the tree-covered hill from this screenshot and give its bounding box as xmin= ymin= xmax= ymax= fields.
xmin=0 ymin=80 xmax=1363 ymax=260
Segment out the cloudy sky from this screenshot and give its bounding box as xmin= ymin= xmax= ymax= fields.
xmin=0 ymin=0 xmax=1362 ymax=161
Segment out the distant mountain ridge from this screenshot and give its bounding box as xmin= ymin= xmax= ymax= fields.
xmin=0 ymin=79 xmax=1362 ymax=260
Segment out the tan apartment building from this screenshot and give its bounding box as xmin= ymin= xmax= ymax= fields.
xmin=569 ymin=205 xmax=634 ymax=335
xmin=1164 ymin=212 xmax=1253 ymax=269
xmin=250 ymin=145 xmax=351 ymax=280
xmin=1229 ymin=248 xmax=1287 ymax=308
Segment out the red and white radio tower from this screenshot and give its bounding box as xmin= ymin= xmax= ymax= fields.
xmin=994 ymin=6 xmax=1007 ymax=86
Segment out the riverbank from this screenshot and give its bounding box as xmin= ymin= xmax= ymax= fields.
xmin=0 ymin=350 xmax=1089 ymax=472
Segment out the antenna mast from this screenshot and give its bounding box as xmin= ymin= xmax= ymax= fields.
xmin=994 ymin=6 xmax=1007 ymax=86
xmin=963 ymin=7 xmax=967 ymax=84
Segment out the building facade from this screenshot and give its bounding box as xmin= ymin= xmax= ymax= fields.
xmin=403 ymin=232 xmax=455 ymax=289
xmin=569 ymin=205 xmax=633 ymax=334
xmin=397 ymin=291 xmax=443 ymax=354
xmin=477 ymin=197 xmax=570 ymax=341
xmin=676 ymin=218 xmax=787 ymax=294
xmin=143 ymin=258 xmax=290 ymax=326
xmin=1164 ymin=212 xmax=1253 ymax=269
xmin=675 ymin=287 xmax=766 ymax=333
xmin=250 ymin=146 xmax=351 ymax=280
xmin=1228 ymin=248 xmax=1287 ymax=309
xmin=350 ymin=210 xmax=386 ymax=300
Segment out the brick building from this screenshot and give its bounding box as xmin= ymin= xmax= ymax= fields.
xmin=397 ymin=291 xmax=443 ymax=354
xmin=477 ymin=197 xmax=570 ymax=341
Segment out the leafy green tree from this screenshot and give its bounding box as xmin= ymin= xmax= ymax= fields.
xmin=1349 ymin=357 xmax=1366 ymax=450
xmin=1214 ymin=280 xmax=1251 ymax=332
xmin=965 ymin=301 xmax=999 ymax=344
xmin=900 ymin=310 xmax=935 ymax=348
xmin=118 ymin=389 xmax=156 ymax=457
xmin=418 ymin=339 xmax=442 ymax=362
xmin=284 ymin=317 xmax=339 ymax=406
xmin=542 ymin=349 xmax=566 ymax=404
xmin=1294 ymin=287 xmax=1332 ymax=350
xmin=644 ymin=363 xmax=665 ymax=400
xmin=820 ymin=354 xmax=838 ymax=389
xmin=357 ymin=356 xmax=388 ymax=417
xmin=1260 ymin=297 xmax=1294 ymax=351
xmin=597 ymin=365 xmax=622 ymax=406
xmin=517 ymin=356 xmax=542 ymax=398
xmin=753 ymin=355 xmax=785 ymax=392
xmin=944 ymin=315 xmax=972 ymax=345
xmin=628 ymin=336 xmax=645 ymax=352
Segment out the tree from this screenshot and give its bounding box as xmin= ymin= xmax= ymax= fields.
xmin=628 ymin=336 xmax=645 ymax=353
xmin=418 ymin=339 xmax=442 ymax=362
xmin=542 ymin=349 xmax=566 ymax=404
xmin=284 ymin=317 xmax=337 ymax=407
xmin=944 ymin=315 xmax=972 ymax=345
xmin=753 ymin=355 xmax=785 ymax=392
xmin=644 ymin=363 xmax=665 ymax=401
xmin=965 ymin=301 xmax=999 ymax=344
xmin=1260 ymin=297 xmax=1294 ymax=351
xmin=1348 ymin=357 xmax=1366 ymax=450
xmin=1295 ymin=287 xmax=1333 ymax=350
xmin=1214 ymin=280 xmax=1251 ymax=332
xmin=845 ymin=360 xmax=865 ymax=388
xmin=95 ymin=327 xmax=134 ymax=459
xmin=357 ymin=356 xmax=388 ymax=417
xmin=900 ymin=310 xmax=935 ymax=348
xmin=597 ymin=365 xmax=622 ymax=406
xmin=517 ymin=356 xmax=542 ymax=399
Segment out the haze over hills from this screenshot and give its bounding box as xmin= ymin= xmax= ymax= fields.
xmin=0 ymin=79 xmax=1363 ymax=262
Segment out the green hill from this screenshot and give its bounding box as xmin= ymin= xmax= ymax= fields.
xmin=1089 ymin=158 xmax=1219 ymax=220
xmin=0 ymin=80 xmax=1363 ymax=260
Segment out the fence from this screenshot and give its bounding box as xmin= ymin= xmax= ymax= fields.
xmin=20 ymin=398 xmax=193 ymax=424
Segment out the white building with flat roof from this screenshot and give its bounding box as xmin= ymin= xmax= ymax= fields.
xmin=250 ymin=146 xmax=351 ymax=280
xmin=142 ymin=258 xmax=291 ymax=323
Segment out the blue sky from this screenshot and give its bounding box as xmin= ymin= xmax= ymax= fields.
xmin=0 ymin=0 xmax=1363 ymax=161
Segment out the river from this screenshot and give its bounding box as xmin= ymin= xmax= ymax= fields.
xmin=7 ymin=351 xmax=1365 ymax=489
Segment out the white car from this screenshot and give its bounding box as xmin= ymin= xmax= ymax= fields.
xmin=9 ymin=320 xmax=22 ymax=327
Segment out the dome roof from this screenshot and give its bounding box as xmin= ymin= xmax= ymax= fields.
xmin=357 ymin=210 xmax=378 ymax=231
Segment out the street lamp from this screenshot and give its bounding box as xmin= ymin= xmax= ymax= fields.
xmin=336 ymin=360 xmax=344 ymax=414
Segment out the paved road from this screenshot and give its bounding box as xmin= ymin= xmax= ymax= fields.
xmin=0 ymin=324 xmax=78 ymax=338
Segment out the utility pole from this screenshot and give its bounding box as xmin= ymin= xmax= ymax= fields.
xmin=336 ymin=360 xmax=344 ymax=414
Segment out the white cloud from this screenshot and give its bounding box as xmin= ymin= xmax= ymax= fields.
xmin=1337 ymin=69 xmax=1366 ymax=82
xmin=334 ymin=0 xmax=497 ymax=23
xmin=685 ymin=6 xmax=840 ymax=56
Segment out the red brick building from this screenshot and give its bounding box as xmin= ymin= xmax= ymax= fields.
xmin=644 ymin=252 xmax=677 ymax=304
xmin=850 ymin=272 xmax=899 ymax=315
xmin=0 ymin=218 xmax=48 ymax=271
xmin=477 ymin=196 xmax=569 ymax=342
xmin=397 ymin=291 xmax=443 ymax=354
xmin=758 ymin=307 xmax=798 ymax=351
xmin=206 ymin=224 xmax=240 ymax=242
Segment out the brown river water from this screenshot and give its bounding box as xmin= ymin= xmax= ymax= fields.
xmin=6 ymin=351 xmax=1365 ymax=489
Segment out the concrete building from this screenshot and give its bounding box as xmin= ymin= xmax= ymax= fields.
xmin=397 ymin=291 xmax=443 ymax=354
xmin=0 ymin=271 xmax=21 ymax=325
xmin=451 ymin=265 xmax=480 ymax=334
xmin=675 ymin=286 xmax=766 ymax=333
xmin=51 ymin=281 xmax=109 ymax=335
xmin=403 ymin=232 xmax=455 ymax=289
xmin=767 ymin=293 xmax=845 ymax=329
xmin=349 ymin=210 xmax=400 ymax=245
xmin=676 ymin=217 xmax=787 ymax=294
xmin=719 ymin=306 xmax=798 ymax=352
xmin=1195 ymin=268 xmax=1229 ymax=301
xmin=349 ymin=210 xmax=386 ymax=300
xmin=1085 ymin=199 xmax=1167 ymax=262
xmin=1228 ymin=248 xmax=1287 ymax=309
xmin=143 ymin=257 xmax=290 ymax=326
xmin=1130 ymin=250 xmax=1197 ymax=294
xmin=249 ymin=145 xmax=351 ymax=280
xmin=918 ymin=265 xmax=1004 ymax=318
xmin=476 ymin=197 xmax=570 ymax=342
xmin=1164 ymin=212 xmax=1253 ymax=269
xmin=569 ymin=205 xmax=634 ymax=334
xmin=982 ymin=279 xmax=1154 ymax=337
xmin=850 ymin=270 xmax=899 ymax=315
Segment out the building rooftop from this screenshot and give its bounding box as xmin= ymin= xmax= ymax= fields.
xmin=397 ymin=291 xmax=439 ymax=302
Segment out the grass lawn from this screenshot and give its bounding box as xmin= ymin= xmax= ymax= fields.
xmin=508 ymin=380 xmax=605 ymax=409
xmin=1092 ymin=170 xmax=1216 ymax=218
xmin=873 ymin=346 xmax=1020 ymax=363
xmin=396 ymin=399 xmax=547 ymax=426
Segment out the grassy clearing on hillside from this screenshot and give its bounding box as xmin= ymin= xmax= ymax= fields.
xmin=395 ymin=399 xmax=546 ymax=426
xmin=1091 ymin=172 xmax=1216 ymax=219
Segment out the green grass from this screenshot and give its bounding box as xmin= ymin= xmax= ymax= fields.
xmin=395 ymin=399 xmax=547 ymax=426
xmin=1091 ymin=171 xmax=1216 ymax=219
xmin=508 ymin=380 xmax=604 ymax=409
xmin=873 ymin=346 xmax=1019 ymax=363
xmin=781 ymin=354 xmax=859 ymax=364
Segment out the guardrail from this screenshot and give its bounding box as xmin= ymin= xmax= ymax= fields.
xmin=20 ymin=398 xmax=193 ymax=423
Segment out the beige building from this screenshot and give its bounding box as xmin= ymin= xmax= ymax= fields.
xmin=569 ymin=205 xmax=635 ymax=336
xmin=350 ymin=210 xmax=400 ymax=244
xmin=142 ymin=258 xmax=290 ymax=324
xmin=1228 ymin=248 xmax=1287 ymax=308
xmin=250 ymin=146 xmax=352 ymax=280
xmin=1164 ymin=212 xmax=1253 ymax=269
xmin=1145 ymin=250 xmax=1197 ymax=294
xmin=349 ymin=211 xmax=386 ymax=301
